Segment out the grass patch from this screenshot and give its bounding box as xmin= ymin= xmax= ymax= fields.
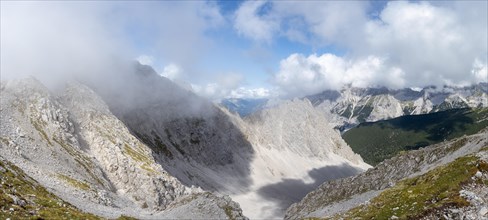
xmin=57 ymin=174 xmax=90 ymax=191
xmin=117 ymin=215 xmax=138 ymax=220
xmin=123 ymin=143 xmax=151 ymax=164
xmin=333 ymin=155 xmax=488 ymax=219
xmin=0 ymin=136 xmax=9 ymax=146
xmin=223 ymin=205 xmax=235 ymax=220
xmin=343 ymin=108 xmax=488 ymax=165
xmin=152 ymin=131 xmax=174 ymax=159
xmin=0 ymin=160 xmax=99 ymax=219
xmin=30 ymin=118 xmax=52 ymax=146
xmin=52 ymin=136 xmax=105 ymax=187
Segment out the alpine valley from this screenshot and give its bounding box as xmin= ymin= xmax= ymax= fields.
xmin=1 ymin=64 xmax=487 ymax=220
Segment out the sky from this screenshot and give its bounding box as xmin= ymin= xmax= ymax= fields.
xmin=1 ymin=1 xmax=487 ymax=100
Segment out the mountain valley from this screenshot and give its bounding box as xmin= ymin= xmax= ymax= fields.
xmin=0 ymin=64 xmax=369 ymax=219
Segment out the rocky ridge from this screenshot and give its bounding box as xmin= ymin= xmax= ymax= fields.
xmin=0 ymin=77 xmax=246 ymax=219
xmin=308 ymin=84 xmax=488 ymax=130
xmin=285 ymin=128 xmax=488 ymax=219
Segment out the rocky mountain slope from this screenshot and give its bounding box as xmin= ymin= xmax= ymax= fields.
xmin=285 ymin=128 xmax=488 ymax=219
xmin=0 ymin=63 xmax=369 ymax=219
xmin=227 ymin=98 xmax=369 ymax=218
xmin=0 ymin=158 xmax=100 ymax=219
xmin=307 ymin=84 xmax=488 ymax=130
xmin=89 ymin=63 xmax=369 ymax=219
xmin=0 ymin=77 xmax=246 ymax=219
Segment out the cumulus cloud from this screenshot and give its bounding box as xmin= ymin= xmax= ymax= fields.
xmin=233 ymin=1 xmax=368 ymax=46
xmin=160 ymin=63 xmax=182 ymax=81
xmin=273 ymin=54 xmax=405 ymax=98
xmin=192 ymin=83 xmax=273 ymax=101
xmin=191 ymin=72 xmax=274 ymax=100
xmin=362 ymin=1 xmax=487 ymax=88
xmin=234 ymin=1 xmax=279 ymax=42
xmin=136 ymin=55 xmax=154 ymax=66
xmin=229 ymin=87 xmax=273 ymax=99
xmin=234 ymin=1 xmax=487 ymax=97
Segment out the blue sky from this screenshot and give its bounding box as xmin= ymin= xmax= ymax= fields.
xmin=1 ymin=1 xmax=487 ymax=100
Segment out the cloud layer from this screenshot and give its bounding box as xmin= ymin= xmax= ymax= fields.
xmin=2 ymin=1 xmax=486 ymax=100
xmin=235 ymin=1 xmax=488 ymax=97
xmin=1 ymin=1 xmax=224 ymax=88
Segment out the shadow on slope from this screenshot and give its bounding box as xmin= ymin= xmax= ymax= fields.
xmin=88 ymin=62 xmax=255 ymax=192
xmin=257 ymin=163 xmax=362 ymax=217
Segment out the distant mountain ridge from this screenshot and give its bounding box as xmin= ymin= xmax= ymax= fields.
xmin=220 ymin=98 xmax=268 ymax=117
xmin=308 ymin=83 xmax=488 ymax=130
xmin=220 ymin=84 xmax=487 ymax=129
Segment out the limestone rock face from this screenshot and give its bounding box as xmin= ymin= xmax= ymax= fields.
xmin=242 ymin=98 xmax=365 ymax=164
xmin=0 ymin=77 xmax=247 ymax=219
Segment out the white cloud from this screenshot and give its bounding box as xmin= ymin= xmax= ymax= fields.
xmin=256 ymin=1 xmax=488 ymax=97
xmin=193 ymin=83 xmax=273 ymax=101
xmin=273 ymin=53 xmax=405 ymax=98
xmin=362 ymin=1 xmax=486 ymax=88
xmin=136 ymin=55 xmax=154 ymax=66
xmin=229 ymin=87 xmax=273 ymax=99
xmin=191 ymin=72 xmax=274 ymax=100
xmin=0 ymin=2 xmax=126 ymax=86
xmin=234 ymin=1 xmax=278 ymax=42
xmin=472 ymin=59 xmax=488 ymax=83
xmin=233 ymin=1 xmax=368 ymax=46
xmin=160 ymin=63 xmax=182 ymax=80
xmin=1 ymin=1 xmax=226 ymax=87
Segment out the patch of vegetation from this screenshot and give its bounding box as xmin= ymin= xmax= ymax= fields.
xmin=140 ymin=164 xmax=157 ymax=174
xmin=0 ymin=136 xmax=9 ymax=146
xmin=52 ymin=136 xmax=105 ymax=187
xmin=116 ymin=215 xmax=138 ymax=220
xmin=0 ymin=160 xmax=99 ymax=219
xmin=57 ymin=174 xmax=90 ymax=191
xmin=123 ymin=143 xmax=151 ymax=164
xmin=332 ymin=154 xmax=488 ymax=219
xmin=343 ymin=108 xmax=488 ymax=165
xmin=123 ymin=143 xmax=161 ymax=176
xmin=151 ymin=131 xmax=173 ymax=159
xmin=223 ymin=205 xmax=235 ymax=220
xmin=30 ymin=118 xmax=52 ymax=146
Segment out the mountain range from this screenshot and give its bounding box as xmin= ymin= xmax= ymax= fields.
xmin=1 ymin=62 xmax=487 ymax=219
xmin=0 ymin=63 xmax=368 ymax=219
xmin=222 ymin=83 xmax=487 ymax=131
